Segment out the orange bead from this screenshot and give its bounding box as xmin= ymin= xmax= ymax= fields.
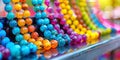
xmin=34 ymin=41 xmax=42 ymax=49
xmin=20 ymin=0 xmax=26 ymax=3
xmin=42 ymin=40 xmax=51 ymax=51
xmin=12 ymin=0 xmax=20 ymax=3
xmin=23 ymin=10 xmax=30 ymax=18
xmin=28 ymin=25 xmax=35 ymax=32
xmin=14 ymin=3 xmax=22 ymax=11
xmin=31 ymin=32 xmax=39 ymax=39
xmin=23 ymin=33 xmax=31 ymax=40
xmin=28 ymin=38 xmax=35 ymax=43
xmin=50 ymin=48 xmax=58 ymax=56
xmin=20 ymin=26 xmax=28 ymax=34
xmin=25 ymin=18 xmax=33 ymax=25
xmin=18 ymin=19 xmax=25 ymax=27
xmin=50 ymin=40 xmax=58 ymax=49
xmin=44 ymin=50 xmax=52 ymax=59
xmin=22 ymin=3 xmax=28 ymax=10
xmin=16 ymin=12 xmax=23 ymax=19
xmin=37 ymin=37 xmax=44 ymax=42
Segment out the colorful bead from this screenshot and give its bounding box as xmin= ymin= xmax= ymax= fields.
xmin=44 ymin=18 xmax=50 ymax=24
xmin=22 ymin=3 xmax=28 ymax=10
xmin=32 ymin=0 xmax=38 ymax=6
xmin=40 ymin=25 xmax=48 ymax=32
xmin=41 ymin=12 xmax=47 ymax=18
xmin=14 ymin=3 xmax=22 ymax=11
xmin=28 ymin=43 xmax=37 ymax=53
xmin=20 ymin=26 xmax=28 ymax=34
xmin=20 ymin=40 xmax=28 ymax=45
xmin=2 ymin=37 xmax=10 ymax=46
xmin=3 ymin=0 xmax=11 ymax=4
xmin=39 ymin=5 xmax=45 ymax=11
xmin=42 ymin=40 xmax=51 ymax=50
xmin=37 ymin=19 xmax=44 ymax=25
xmin=15 ymin=34 xmax=23 ymax=42
xmin=28 ymin=25 xmax=35 ymax=33
xmin=31 ymin=32 xmax=39 ymax=39
xmin=0 ymin=22 xmax=3 ymax=29
xmin=50 ymin=40 xmax=58 ymax=48
xmin=18 ymin=19 xmax=25 ymax=27
xmin=23 ymin=10 xmax=30 ymax=18
xmin=47 ymin=24 xmax=54 ymax=30
xmin=7 ymin=12 xmax=15 ymax=20
xmin=37 ymin=37 xmax=44 ymax=42
xmin=21 ymin=46 xmax=30 ymax=56
xmin=28 ymin=38 xmax=35 ymax=43
xmin=20 ymin=0 xmax=26 ymax=3
xmin=12 ymin=0 xmax=20 ymax=3
xmin=38 ymin=0 xmax=43 ymax=5
xmin=25 ymin=18 xmax=33 ymax=25
xmin=0 ymin=30 xmax=6 ymax=37
xmin=35 ymin=12 xmax=41 ymax=19
xmin=34 ymin=41 xmax=42 ymax=49
xmin=16 ymin=12 xmax=23 ymax=19
xmin=5 ymin=4 xmax=12 ymax=12
xmin=23 ymin=33 xmax=31 ymax=40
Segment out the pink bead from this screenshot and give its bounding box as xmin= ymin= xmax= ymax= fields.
xmin=54 ymin=1 xmax=60 ymax=6
xmin=45 ymin=0 xmax=50 ymax=6
xmin=0 ymin=45 xmax=5 ymax=52
xmin=63 ymin=24 xmax=69 ymax=30
xmin=54 ymin=24 xmax=60 ymax=30
xmin=51 ymin=19 xmax=57 ymax=25
xmin=2 ymin=48 xmax=10 ymax=59
xmin=56 ymin=7 xmax=61 ymax=13
xmin=47 ymin=7 xmax=53 ymax=13
xmin=67 ymin=29 xmax=73 ymax=34
xmin=60 ymin=19 xmax=66 ymax=25
xmin=48 ymin=14 xmax=54 ymax=20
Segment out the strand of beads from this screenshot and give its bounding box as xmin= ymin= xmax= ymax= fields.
xmin=3 ymin=0 xmax=37 ymax=58
xmin=44 ymin=0 xmax=71 ymax=45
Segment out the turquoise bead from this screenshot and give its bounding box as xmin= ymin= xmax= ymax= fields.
xmin=2 ymin=0 xmax=10 ymax=4
xmin=44 ymin=30 xmax=51 ymax=38
xmin=41 ymin=12 xmax=47 ymax=18
xmin=0 ymin=52 xmax=2 ymax=60
xmin=6 ymin=42 xmax=14 ymax=49
xmin=7 ymin=12 xmax=15 ymax=20
xmin=40 ymin=25 xmax=47 ymax=32
xmin=5 ymin=4 xmax=12 ymax=12
xmin=28 ymin=43 xmax=37 ymax=53
xmin=32 ymin=0 xmax=38 ymax=5
xmin=21 ymin=46 xmax=30 ymax=56
xmin=38 ymin=0 xmax=43 ymax=5
xmin=20 ymin=40 xmax=28 ymax=45
xmin=34 ymin=6 xmax=40 ymax=12
xmin=35 ymin=12 xmax=41 ymax=19
xmin=2 ymin=37 xmax=10 ymax=46
xmin=47 ymin=24 xmax=54 ymax=30
xmin=0 ymin=30 xmax=6 ymax=37
xmin=51 ymin=30 xmax=58 ymax=35
xmin=9 ymin=20 xmax=17 ymax=28
xmin=15 ymin=34 xmax=24 ymax=42
xmin=39 ymin=5 xmax=45 ymax=11
xmin=0 ymin=22 xmax=3 ymax=29
xmin=50 ymin=35 xmax=56 ymax=39
xmin=44 ymin=18 xmax=50 ymax=24
xmin=12 ymin=27 xmax=20 ymax=35
xmin=58 ymin=38 xmax=65 ymax=47
xmin=37 ymin=19 xmax=44 ymax=25
xmin=9 ymin=45 xmax=20 ymax=57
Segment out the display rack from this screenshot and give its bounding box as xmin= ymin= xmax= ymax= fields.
xmin=51 ymin=35 xmax=120 ymax=60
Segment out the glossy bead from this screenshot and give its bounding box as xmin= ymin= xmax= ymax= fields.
xmin=44 ymin=18 xmax=50 ymax=24
xmin=71 ymin=25 xmax=76 ymax=30
xmin=44 ymin=0 xmax=50 ymax=6
xmin=60 ymin=3 xmax=65 ymax=9
xmin=0 ymin=45 xmax=5 ymax=52
xmin=3 ymin=0 xmax=11 ymax=4
xmin=41 ymin=12 xmax=47 ymax=18
xmin=37 ymin=19 xmax=44 ymax=25
xmin=51 ymin=30 xmax=58 ymax=35
xmin=23 ymin=33 xmax=31 ymax=40
xmin=6 ymin=42 xmax=14 ymax=49
xmin=14 ymin=3 xmax=22 ymax=11
xmin=5 ymin=4 xmax=12 ymax=12
xmin=60 ymin=19 xmax=66 ymax=25
xmin=32 ymin=0 xmax=38 ymax=5
xmin=23 ymin=10 xmax=30 ymax=18
xmin=25 ymin=18 xmax=33 ymax=25
xmin=34 ymin=41 xmax=42 ymax=49
xmin=20 ymin=40 xmax=28 ymax=45
xmin=16 ymin=12 xmax=23 ymax=19
xmin=20 ymin=0 xmax=26 ymax=3
xmin=9 ymin=45 xmax=20 ymax=57
xmin=28 ymin=38 xmax=35 ymax=43
xmin=20 ymin=27 xmax=28 ymax=34
xmin=22 ymin=3 xmax=28 ymax=10
xmin=18 ymin=19 xmax=25 ymax=27
xmin=38 ymin=0 xmax=42 ymax=5
xmin=2 ymin=37 xmax=10 ymax=46
xmin=7 ymin=12 xmax=15 ymax=20
xmin=44 ymin=30 xmax=52 ymax=38
xmin=28 ymin=25 xmax=35 ymax=32
xmin=47 ymin=24 xmax=54 ymax=30
xmin=21 ymin=46 xmax=30 ymax=56
xmin=73 ymin=20 xmax=79 ymax=26
xmin=39 ymin=5 xmax=45 ymax=11
xmin=28 ymin=43 xmax=37 ymax=53
xmin=61 ymin=9 xmax=67 ymax=14
xmin=35 ymin=12 xmax=41 ymax=19
xmin=0 ymin=22 xmax=3 ymax=29
xmin=2 ymin=48 xmax=10 ymax=59
xmin=50 ymin=40 xmax=58 ymax=48
xmin=15 ymin=34 xmax=23 ymax=42
xmin=42 ymin=40 xmax=51 ymax=50
xmin=0 ymin=30 xmax=6 ymax=37
xmin=58 ymin=38 xmax=65 ymax=47
xmin=31 ymin=32 xmax=39 ymax=39
xmin=37 ymin=37 xmax=44 ymax=42
xmin=40 ymin=25 xmax=48 ymax=32
xmin=66 ymin=20 xmax=72 ymax=25
xmin=12 ymin=0 xmax=19 ymax=3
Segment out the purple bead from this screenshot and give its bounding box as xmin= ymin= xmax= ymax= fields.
xmin=45 ymin=0 xmax=50 ymax=6
xmin=2 ymin=48 xmax=10 ymax=59
xmin=48 ymin=14 xmax=54 ymax=20
xmin=77 ymin=35 xmax=82 ymax=41
xmin=54 ymin=1 xmax=60 ymax=6
xmin=82 ymin=35 xmax=87 ymax=40
xmin=58 ymin=29 xmax=64 ymax=34
xmin=63 ymin=24 xmax=69 ymax=30
xmin=58 ymin=14 xmax=63 ymax=19
xmin=67 ymin=28 xmax=73 ymax=34
xmin=56 ymin=7 xmax=61 ymax=13
xmin=70 ymin=35 xmax=74 ymax=39
xmin=60 ymin=19 xmax=66 ymax=25
xmin=47 ymin=7 xmax=53 ymax=13
xmin=54 ymin=24 xmax=60 ymax=30
xmin=51 ymin=19 xmax=58 ymax=25
xmin=0 ymin=45 xmax=5 ymax=52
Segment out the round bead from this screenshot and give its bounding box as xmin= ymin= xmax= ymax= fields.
xmin=34 ymin=5 xmax=40 ymax=12
xmin=20 ymin=26 xmax=28 ymax=34
xmin=5 ymin=4 xmax=12 ymax=12
xmin=47 ymin=24 xmax=54 ymax=30
xmin=15 ymin=34 xmax=23 ymax=42
xmin=39 ymin=5 xmax=45 ymax=11
xmin=2 ymin=37 xmax=10 ymax=46
xmin=44 ymin=30 xmax=52 ymax=38
xmin=32 ymin=0 xmax=38 ymax=5
xmin=73 ymin=20 xmax=79 ymax=26
xmin=12 ymin=0 xmax=20 ymax=3
xmin=38 ymin=0 xmax=42 ymax=5
xmin=58 ymin=38 xmax=65 ymax=47
xmin=41 ymin=12 xmax=47 ymax=18
xmin=2 ymin=48 xmax=10 ymax=59
xmin=44 ymin=18 xmax=50 ymax=24
xmin=22 ymin=3 xmax=28 ymax=10
xmin=31 ymin=32 xmax=39 ymax=39
xmin=25 ymin=18 xmax=33 ymax=25
xmin=20 ymin=0 xmax=26 ymax=3
xmin=7 ymin=12 xmax=15 ymax=20
xmin=23 ymin=33 xmax=31 ymax=40
xmin=37 ymin=37 xmax=44 ymax=42
xmin=0 ymin=30 xmax=6 ymax=37
xmin=20 ymin=40 xmax=28 ymax=45
xmin=66 ymin=20 xmax=72 ymax=25
xmin=28 ymin=38 xmax=35 ymax=43
xmin=28 ymin=25 xmax=35 ymax=32
xmin=23 ymin=10 xmax=30 ymax=18
xmin=40 ymin=25 xmax=48 ymax=32
xmin=0 ymin=45 xmax=5 ymax=52
xmin=21 ymin=46 xmax=30 ymax=56
xmin=50 ymin=40 xmax=58 ymax=48
xmin=9 ymin=45 xmax=20 ymax=57
xmin=14 ymin=3 xmax=22 ymax=11
xmin=16 ymin=12 xmax=23 ymax=19
xmin=37 ymin=19 xmax=44 ymax=25
xmin=61 ymin=9 xmax=67 ymax=14
xmin=6 ymin=42 xmax=14 ymax=49
xmin=28 ymin=43 xmax=37 ymax=53
xmin=34 ymin=41 xmax=42 ymax=49
xmin=35 ymin=12 xmax=41 ymax=19
xmin=3 ymin=0 xmax=11 ymax=4
xmin=0 ymin=22 xmax=3 ymax=29
xmin=43 ymin=40 xmax=51 ymax=50
xmin=9 ymin=20 xmax=17 ymax=28
xmin=18 ymin=19 xmax=25 ymax=27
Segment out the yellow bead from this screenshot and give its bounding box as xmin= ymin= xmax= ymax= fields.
xmin=71 ymin=16 xmax=76 ymax=21
xmin=75 ymin=29 xmax=80 ymax=33
xmin=73 ymin=20 xmax=79 ymax=26
xmin=60 ymin=3 xmax=66 ymax=9
xmin=64 ymin=14 xmax=70 ymax=20
xmin=59 ymin=0 xmax=64 ymax=3
xmin=78 ymin=24 xmax=83 ymax=29
xmin=18 ymin=19 xmax=25 ymax=27
xmin=66 ymin=20 xmax=72 ymax=25
xmin=68 ymin=10 xmax=73 ymax=15
xmin=16 ymin=12 xmax=23 ymax=19
xmin=66 ymin=5 xmax=70 ymax=10
xmin=14 ymin=4 xmax=22 ymax=11
xmin=61 ymin=9 xmax=67 ymax=14
xmin=12 ymin=0 xmax=19 ymax=3
xmin=28 ymin=38 xmax=35 ymax=43
xmin=43 ymin=40 xmax=51 ymax=51
xmin=81 ymin=28 xmax=87 ymax=33
xmin=70 ymin=25 xmax=76 ymax=30
xmin=34 ymin=41 xmax=43 ymax=50
xmin=23 ymin=10 xmax=30 ymax=18
xmin=64 ymin=1 xmax=69 ymax=4
xmin=23 ymin=33 xmax=31 ymax=40
xmin=21 ymin=26 xmax=28 ymax=34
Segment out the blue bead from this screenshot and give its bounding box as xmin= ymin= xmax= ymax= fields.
xmin=38 ymin=0 xmax=43 ymax=5
xmin=6 ymin=42 xmax=14 ymax=49
xmin=44 ymin=30 xmax=51 ymax=38
xmin=15 ymin=34 xmax=24 ymax=42
xmin=39 ymin=5 xmax=45 ymax=11
xmin=2 ymin=37 xmax=10 ymax=46
xmin=50 ymin=35 xmax=56 ymax=39
xmin=32 ymin=0 xmax=38 ymax=5
xmin=51 ymin=30 xmax=58 ymax=35
xmin=59 ymin=38 xmax=65 ymax=47
xmin=12 ymin=27 xmax=20 ymax=35
xmin=37 ymin=19 xmax=44 ymax=25
xmin=40 ymin=25 xmax=47 ymax=32
xmin=34 ymin=6 xmax=40 ymax=12
xmin=0 ymin=52 xmax=2 ymax=60
xmin=2 ymin=0 xmax=10 ymax=4
xmin=28 ymin=43 xmax=37 ymax=53
xmin=21 ymin=46 xmax=30 ymax=56
xmin=35 ymin=12 xmax=41 ymax=19
xmin=5 ymin=4 xmax=12 ymax=12
xmin=9 ymin=45 xmax=20 ymax=57
xmin=20 ymin=40 xmax=28 ymax=45
xmin=41 ymin=12 xmax=47 ymax=18
xmin=7 ymin=12 xmax=15 ymax=20
xmin=0 ymin=22 xmax=3 ymax=29
xmin=9 ymin=20 xmax=17 ymax=28
xmin=47 ymin=24 xmax=54 ymax=30
xmin=44 ymin=18 xmax=50 ymax=24
xmin=0 ymin=30 xmax=6 ymax=37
